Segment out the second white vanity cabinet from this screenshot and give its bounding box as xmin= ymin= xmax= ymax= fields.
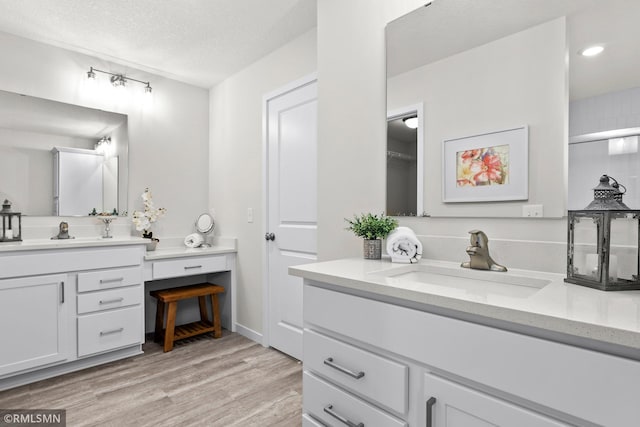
xmin=302 ymin=281 xmax=640 ymax=427
xmin=0 ymin=243 xmax=146 ymax=390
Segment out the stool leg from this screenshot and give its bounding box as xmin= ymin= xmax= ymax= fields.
xmin=211 ymin=293 xmax=222 ymax=338
xmin=198 ymin=296 xmax=208 ymax=323
xmin=164 ymin=301 xmax=177 ymax=352
xmin=154 ymin=299 xmax=165 ymax=343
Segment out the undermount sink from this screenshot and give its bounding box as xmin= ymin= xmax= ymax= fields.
xmin=369 ymin=263 xmax=552 ymax=299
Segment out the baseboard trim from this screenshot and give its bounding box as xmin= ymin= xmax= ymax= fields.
xmin=0 ymin=345 xmax=143 ymax=391
xmin=235 ymin=323 xmax=264 ymax=345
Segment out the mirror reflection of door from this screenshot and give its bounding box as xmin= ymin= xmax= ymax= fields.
xmin=387 ymin=113 xmax=418 ymax=216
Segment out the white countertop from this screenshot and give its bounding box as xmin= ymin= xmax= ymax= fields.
xmin=0 ymin=236 xmax=147 ymax=252
xmin=144 ymin=244 xmax=237 ymax=261
xmin=290 ymin=258 xmax=640 ymax=352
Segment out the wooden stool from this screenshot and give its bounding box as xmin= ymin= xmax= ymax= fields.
xmin=150 ymin=283 xmax=225 ymax=352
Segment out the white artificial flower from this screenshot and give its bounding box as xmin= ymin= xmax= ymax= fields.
xmin=132 ymin=188 xmax=165 ymax=234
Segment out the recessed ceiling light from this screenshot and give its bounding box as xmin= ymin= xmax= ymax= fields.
xmin=579 ymin=45 xmax=604 ymax=57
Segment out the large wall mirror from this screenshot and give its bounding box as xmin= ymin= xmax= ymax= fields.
xmin=387 ymin=0 xmax=639 ymax=218
xmin=0 ymin=90 xmax=129 ymax=216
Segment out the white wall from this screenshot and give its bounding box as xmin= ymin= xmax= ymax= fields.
xmin=209 ymin=29 xmax=317 ymax=335
xmin=317 ymin=0 xmax=426 ymax=260
xmin=388 ymin=18 xmax=567 ymax=218
xmin=317 ymin=0 xmax=569 ymax=275
xmin=0 ymin=31 xmax=209 ymax=239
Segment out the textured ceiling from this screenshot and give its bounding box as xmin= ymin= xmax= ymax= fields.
xmin=0 ymin=0 xmax=317 ymax=88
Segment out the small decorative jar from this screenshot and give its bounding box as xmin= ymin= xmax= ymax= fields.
xmin=565 ymin=175 xmax=640 ymax=291
xmin=1 ymin=199 xmax=22 ymax=242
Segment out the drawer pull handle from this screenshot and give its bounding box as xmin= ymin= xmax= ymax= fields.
xmin=426 ymin=397 xmax=436 ymax=427
xmin=323 ymin=405 xmax=364 ymax=427
xmin=100 ymin=277 xmax=124 ymax=284
xmin=324 ymin=357 xmax=365 ymax=379
xmin=184 ymin=265 xmax=203 ymax=270
xmin=100 ymin=327 xmax=124 ymax=336
xmin=99 ymin=297 xmax=124 ymax=305
xmin=60 ymin=281 xmax=65 ymax=304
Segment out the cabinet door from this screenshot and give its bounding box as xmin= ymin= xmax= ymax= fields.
xmin=0 ymin=274 xmax=70 ymax=377
xmin=423 ymin=373 xmax=568 ymax=427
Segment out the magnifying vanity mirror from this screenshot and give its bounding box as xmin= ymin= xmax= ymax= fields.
xmin=0 ymin=90 xmax=129 ymax=217
xmin=386 ymin=0 xmax=639 ymax=218
xmin=195 ymin=213 xmax=215 ymax=247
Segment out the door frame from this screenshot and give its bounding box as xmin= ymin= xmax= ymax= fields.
xmin=261 ymin=72 xmax=317 ymax=348
xmin=387 ymin=102 xmax=424 ymax=216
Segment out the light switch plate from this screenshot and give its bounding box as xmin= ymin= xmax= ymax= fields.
xmin=247 ymin=208 xmax=254 ymax=223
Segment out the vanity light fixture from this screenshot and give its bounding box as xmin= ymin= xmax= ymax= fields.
xmin=403 ymin=116 xmax=419 ymax=129
xmin=95 ymin=136 xmax=112 ymax=155
xmin=110 ymin=74 xmax=126 ymax=87
xmin=579 ymin=45 xmax=604 ymax=57
xmin=86 ymin=67 xmax=153 ymax=93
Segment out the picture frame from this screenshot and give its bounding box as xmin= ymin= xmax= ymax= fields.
xmin=442 ymin=126 xmax=528 ymax=203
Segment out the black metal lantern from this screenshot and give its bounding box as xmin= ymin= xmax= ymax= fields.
xmin=565 ymin=175 xmax=640 ymax=291
xmin=0 ymin=199 xmax=22 ymax=242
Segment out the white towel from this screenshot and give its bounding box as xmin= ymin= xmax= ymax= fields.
xmin=184 ymin=233 xmax=204 ymax=248
xmin=386 ymin=226 xmax=422 ymax=263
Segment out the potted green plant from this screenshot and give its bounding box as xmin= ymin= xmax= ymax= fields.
xmin=345 ymin=213 xmax=398 ymax=259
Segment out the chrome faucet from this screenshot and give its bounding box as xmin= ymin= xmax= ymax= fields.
xmin=461 ymin=230 xmax=507 ymax=272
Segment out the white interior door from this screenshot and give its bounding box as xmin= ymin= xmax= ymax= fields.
xmin=266 ymin=78 xmax=317 ymax=360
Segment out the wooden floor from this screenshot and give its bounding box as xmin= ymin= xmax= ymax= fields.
xmin=0 ymin=332 xmax=302 ymax=426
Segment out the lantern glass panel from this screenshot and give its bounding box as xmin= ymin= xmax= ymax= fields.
xmin=571 ymin=215 xmax=601 ymax=280
xmin=610 ymin=213 xmax=639 ymax=282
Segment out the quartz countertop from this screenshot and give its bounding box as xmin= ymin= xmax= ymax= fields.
xmin=0 ymin=236 xmax=147 ymax=252
xmin=144 ymin=244 xmax=237 ymax=261
xmin=290 ymin=258 xmax=640 ymax=353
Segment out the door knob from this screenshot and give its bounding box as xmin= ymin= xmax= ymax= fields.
xmin=265 ymin=232 xmax=275 ymax=241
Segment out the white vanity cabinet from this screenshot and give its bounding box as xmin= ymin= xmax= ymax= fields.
xmin=303 ymin=282 xmax=640 ymax=427
xmin=0 ymin=243 xmax=145 ymax=390
xmin=0 ymin=274 xmax=70 ymax=377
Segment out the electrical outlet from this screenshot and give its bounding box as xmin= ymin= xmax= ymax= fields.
xmin=247 ymin=208 xmax=253 ymax=223
xmin=522 ymin=204 xmax=543 ymax=217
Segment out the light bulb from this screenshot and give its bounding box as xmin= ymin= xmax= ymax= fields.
xmin=579 ymin=45 xmax=604 ymax=57
xmin=403 ymin=116 xmax=418 ymax=129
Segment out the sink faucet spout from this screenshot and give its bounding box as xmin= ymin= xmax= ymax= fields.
xmin=461 ymin=230 xmax=507 ymax=272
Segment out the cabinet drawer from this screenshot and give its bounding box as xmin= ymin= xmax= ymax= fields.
xmin=77 ymin=286 xmax=142 ymax=314
xmin=151 ymin=255 xmax=228 ymax=280
xmin=77 ymin=306 xmax=143 ymax=357
xmin=78 ymin=267 xmax=143 ymax=292
xmin=303 ymin=372 xmax=406 ymax=427
xmin=304 ymin=329 xmax=408 ymax=414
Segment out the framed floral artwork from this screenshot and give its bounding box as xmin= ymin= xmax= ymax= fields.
xmin=442 ymin=126 xmax=528 ymax=202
